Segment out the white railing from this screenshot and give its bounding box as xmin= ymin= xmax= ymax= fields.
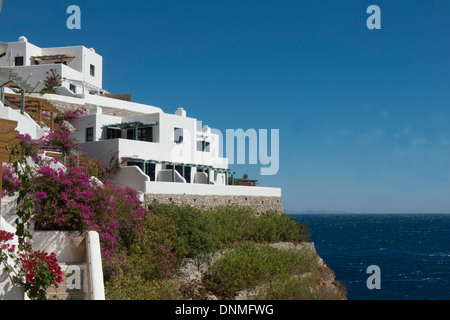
xmin=86 ymin=231 xmax=105 ymax=300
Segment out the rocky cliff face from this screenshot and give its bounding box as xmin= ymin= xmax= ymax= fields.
xmin=177 ymin=242 xmax=347 ymax=300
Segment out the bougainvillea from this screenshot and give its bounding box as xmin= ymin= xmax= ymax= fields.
xmin=39 ymin=130 xmax=81 ymax=154
xmin=1 ymin=135 xmax=64 ymax=300
xmin=1 ymin=114 xmax=172 ymax=290
xmin=30 ymin=163 xmax=149 ymax=257
xmin=0 ymin=231 xmax=63 ymax=300
xmin=20 ymin=248 xmax=64 ymax=298
xmin=41 ymin=68 xmax=65 ymax=94
xmin=2 ymin=132 xmax=151 ymax=274
xmin=1 ymin=164 xmax=19 ymax=197
xmin=54 ymin=107 xmax=87 ymax=128
xmin=152 ymin=243 xmax=176 ymax=279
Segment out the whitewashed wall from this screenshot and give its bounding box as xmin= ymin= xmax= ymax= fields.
xmin=111 ymin=166 xmax=281 ymax=197
xmin=0 ymin=104 xmax=47 ymax=139
xmin=0 ymin=38 xmax=103 ymax=92
xmin=145 ymin=181 xmax=282 ymax=197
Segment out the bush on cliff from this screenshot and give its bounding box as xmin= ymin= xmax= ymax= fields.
xmin=105 ymin=202 xmax=312 ymax=299
xmin=149 ymin=202 xmax=310 ymax=256
xmin=207 ymin=242 xmax=317 ymax=298
xmin=150 ymin=202 xmax=216 ymax=258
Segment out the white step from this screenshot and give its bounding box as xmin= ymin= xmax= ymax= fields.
xmin=46 ymin=263 xmax=89 ymax=300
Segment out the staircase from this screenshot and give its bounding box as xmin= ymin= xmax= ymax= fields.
xmin=46 ymin=263 xmax=89 ymax=300
xmin=1 ymin=195 xmax=105 ymax=300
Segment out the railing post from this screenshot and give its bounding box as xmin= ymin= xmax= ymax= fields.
xmin=86 ymin=231 xmax=105 ymax=300
xmin=0 ymin=86 xmax=4 ymax=104
xmin=20 ymin=89 xmax=25 ymax=115
xmin=85 ymin=232 xmax=92 ymax=300
xmin=37 ymin=101 xmax=42 ymax=127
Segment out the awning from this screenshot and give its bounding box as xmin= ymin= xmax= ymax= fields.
xmin=102 ymin=121 xmax=158 ymax=130
xmin=32 ymin=54 xmax=75 ymax=61
xmin=125 ymin=157 xmax=233 ymax=173
xmin=64 ymin=78 xmax=109 ymax=95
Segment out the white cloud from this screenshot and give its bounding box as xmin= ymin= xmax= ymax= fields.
xmin=439 ymin=136 xmax=449 ymax=146
xmin=357 ymin=126 xmax=384 ymax=145
xmin=410 ymin=137 xmax=428 ymax=146
xmin=394 ymin=126 xmax=413 ymax=139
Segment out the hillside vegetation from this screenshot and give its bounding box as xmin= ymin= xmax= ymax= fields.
xmin=2 ymin=109 xmax=346 ymax=300
xmin=104 ymin=202 xmax=347 ymax=300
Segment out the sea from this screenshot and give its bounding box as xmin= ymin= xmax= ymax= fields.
xmin=289 ymin=213 xmax=450 ymax=300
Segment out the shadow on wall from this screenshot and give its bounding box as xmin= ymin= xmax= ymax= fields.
xmin=32 ymin=231 xmax=86 ymax=263
xmin=0 ymin=272 xmax=24 ymax=300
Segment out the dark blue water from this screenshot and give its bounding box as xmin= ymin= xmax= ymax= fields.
xmin=290 ymin=214 xmax=450 ymax=300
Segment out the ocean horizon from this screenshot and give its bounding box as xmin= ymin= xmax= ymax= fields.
xmin=289 ymin=213 xmax=450 ymax=300
xmin=287 ymin=210 xmax=450 ymax=215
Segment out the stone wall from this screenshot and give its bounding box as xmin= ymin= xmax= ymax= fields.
xmin=144 ymin=193 xmax=283 ymax=214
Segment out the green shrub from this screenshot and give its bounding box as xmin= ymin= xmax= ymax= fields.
xmin=260 ymin=277 xmax=318 ymax=300
xmin=105 ymin=202 xmax=314 ymax=300
xmin=137 ymin=213 xmax=187 ymax=265
xmin=105 ymin=268 xmax=181 ymax=300
xmin=148 ymin=203 xmax=310 ymax=256
xmin=208 ymin=242 xmax=317 ymax=297
xmin=203 ymin=205 xmax=310 ymax=248
xmin=150 ymin=202 xmax=215 ymax=257
xmin=254 ymin=211 xmax=310 ymax=243
xmin=203 ymin=205 xmax=257 ymax=248
xmin=257 ymin=271 xmax=346 ymax=300
xmin=119 ymin=211 xmax=187 ymax=282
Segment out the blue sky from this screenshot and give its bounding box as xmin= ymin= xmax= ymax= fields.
xmin=1 ymin=0 xmax=450 ymax=213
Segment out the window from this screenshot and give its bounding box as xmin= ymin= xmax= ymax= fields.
xmin=146 ymin=163 xmax=156 ymax=181
xmin=174 ymin=127 xmax=183 ymax=143
xmin=69 ymin=84 xmax=76 ymax=93
xmin=127 ymin=129 xmax=134 ymax=140
xmin=122 ymin=126 xmax=154 ymax=141
xmin=184 ymin=166 xmax=191 ymax=183
xmin=86 ymin=127 xmax=94 ymax=142
xmin=107 ymin=128 xmax=121 ymax=139
xmin=138 ymin=127 xmax=153 ymax=142
xmin=90 ymin=64 xmax=95 ymax=77
xmin=175 ymin=165 xmax=184 ymax=178
xmin=14 ymin=56 xmax=24 ymax=66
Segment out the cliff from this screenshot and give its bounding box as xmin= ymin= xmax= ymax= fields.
xmin=177 ymin=241 xmax=347 ymax=300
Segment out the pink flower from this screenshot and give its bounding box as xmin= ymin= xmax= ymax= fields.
xmin=0 ymin=230 xmax=15 ymax=242
xmin=35 ymin=192 xmax=47 ymax=200
xmin=61 ymin=179 xmax=72 ymax=186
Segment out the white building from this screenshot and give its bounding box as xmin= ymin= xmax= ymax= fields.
xmin=72 ymin=105 xmax=232 ymax=186
xmin=0 ymin=36 xmax=104 ymax=95
xmin=0 ymin=36 xmax=282 ymax=300
xmin=0 ymin=36 xmax=282 ymax=200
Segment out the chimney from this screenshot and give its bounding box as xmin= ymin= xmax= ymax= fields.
xmin=175 ymin=107 xmax=186 ymax=117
